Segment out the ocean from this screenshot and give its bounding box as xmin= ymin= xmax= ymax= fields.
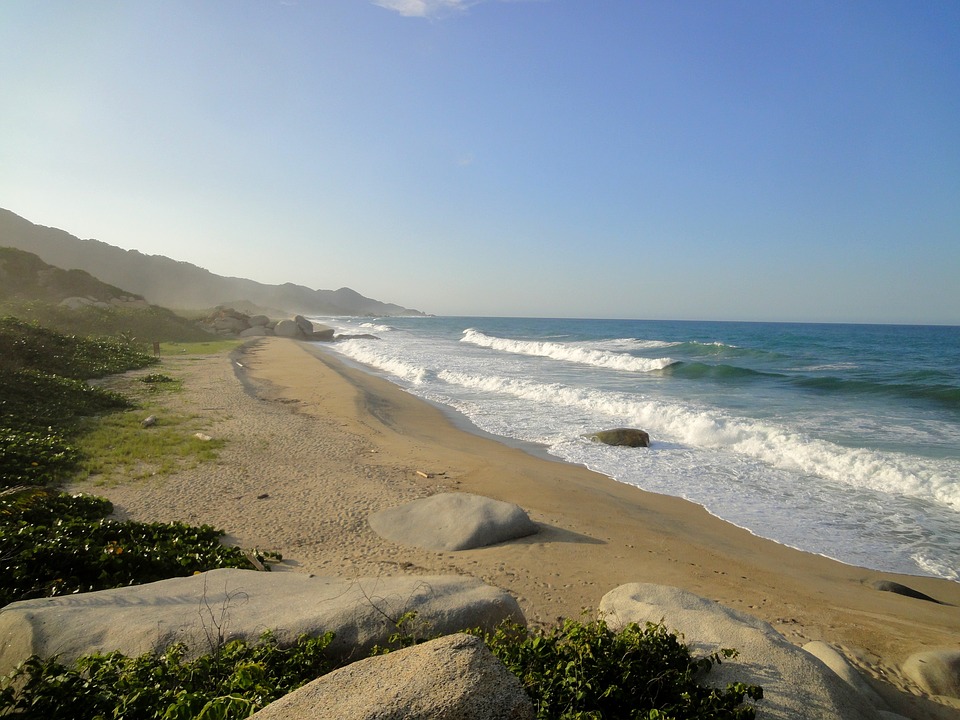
xmin=312 ymin=316 xmax=960 ymax=582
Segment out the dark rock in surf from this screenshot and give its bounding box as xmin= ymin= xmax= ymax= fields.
xmin=871 ymin=580 xmax=946 ymax=604
xmin=587 ymin=428 xmax=650 ymax=448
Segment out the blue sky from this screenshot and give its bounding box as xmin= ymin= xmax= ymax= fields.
xmin=1 ymin=1 xmax=958 ymax=323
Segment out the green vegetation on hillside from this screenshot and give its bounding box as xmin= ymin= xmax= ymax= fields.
xmin=0 ymin=247 xmax=215 ymax=344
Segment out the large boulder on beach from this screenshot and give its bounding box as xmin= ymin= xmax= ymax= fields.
xmin=250 ymin=633 xmax=534 ymax=720
xmin=369 ymin=493 xmax=538 ymax=552
xmin=274 ymin=319 xmax=302 ymax=338
xmin=902 ymin=649 xmax=960 ymax=698
xmin=311 ymin=324 xmax=335 ymax=341
xmin=802 ymin=641 xmax=888 ymax=710
xmin=587 ymin=428 xmax=650 ymax=447
xmin=0 ymin=569 xmax=524 ymax=675
xmin=294 ymin=314 xmax=314 ymax=336
xmin=599 ymin=584 xmax=881 ymax=720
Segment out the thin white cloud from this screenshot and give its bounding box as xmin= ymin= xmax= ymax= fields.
xmin=372 ymin=0 xmax=479 ymax=18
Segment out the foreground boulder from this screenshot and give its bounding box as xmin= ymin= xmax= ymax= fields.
xmin=803 ymin=641 xmax=888 ymax=711
xmin=587 ymin=428 xmax=650 ymax=447
xmin=250 ymin=633 xmax=534 ymax=720
xmin=0 ymin=569 xmax=524 ymax=674
xmin=903 ymin=649 xmax=960 ymax=698
xmin=369 ymin=493 xmax=538 ymax=552
xmin=599 ymin=584 xmax=881 ymax=720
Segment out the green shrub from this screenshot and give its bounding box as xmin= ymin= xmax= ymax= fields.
xmin=0 ymin=369 xmax=131 ymax=431
xmin=0 ymin=426 xmax=80 ymax=487
xmin=0 ymin=489 xmax=269 ymax=606
xmin=476 ymin=618 xmax=763 ymax=720
xmin=0 ymin=619 xmax=762 ymax=720
xmin=0 ymin=316 xmax=156 ymax=378
xmin=0 ymin=631 xmax=336 ymax=720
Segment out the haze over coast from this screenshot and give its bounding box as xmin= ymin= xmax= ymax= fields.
xmin=1 ymin=1 xmax=958 ymax=325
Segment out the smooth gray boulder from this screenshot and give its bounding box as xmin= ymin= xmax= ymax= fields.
xmin=369 ymin=493 xmax=538 ymax=552
xmin=294 ymin=315 xmax=314 ymax=336
xmin=599 ymin=584 xmax=881 ymax=720
xmin=250 ymin=633 xmax=534 ymax=720
xmin=587 ymin=428 xmax=650 ymax=447
xmin=803 ymin=641 xmax=887 ymax=710
xmin=248 ymin=314 xmax=270 ymax=327
xmin=902 ymin=649 xmax=960 ymax=698
xmin=274 ymin=319 xmax=301 ymax=338
xmin=0 ymin=569 xmax=524 ymax=675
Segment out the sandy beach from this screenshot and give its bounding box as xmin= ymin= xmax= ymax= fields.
xmin=72 ymin=337 xmax=960 ymax=719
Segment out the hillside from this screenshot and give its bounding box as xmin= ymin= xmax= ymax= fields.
xmin=0 ymin=247 xmax=214 ymax=342
xmin=0 ymin=208 xmax=424 ymax=317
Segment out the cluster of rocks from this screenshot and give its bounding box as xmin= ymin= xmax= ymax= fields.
xmin=2 ymin=491 xmax=957 ymax=719
xmin=200 ymin=307 xmax=334 ymax=341
xmin=59 ymin=294 xmax=151 ymax=310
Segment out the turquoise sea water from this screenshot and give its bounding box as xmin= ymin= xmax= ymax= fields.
xmin=315 ymin=317 xmax=960 ymax=582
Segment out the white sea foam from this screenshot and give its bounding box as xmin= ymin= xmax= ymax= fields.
xmin=359 ymin=322 xmax=394 ymax=333
xmin=436 ymin=369 xmax=960 ymax=512
xmin=335 ymin=339 xmax=429 ymax=384
xmin=461 ymin=329 xmax=674 ymax=372
xmin=587 ymin=338 xmax=680 ymax=351
xmin=912 ymin=552 xmax=960 ymax=582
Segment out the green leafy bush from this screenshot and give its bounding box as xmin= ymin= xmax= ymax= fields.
xmin=476 ymin=618 xmax=763 ymax=720
xmin=0 ymin=316 xmax=156 ymax=378
xmin=0 ymin=370 xmax=131 ymax=488
xmin=0 ymin=620 xmax=762 ymax=720
xmin=0 ymin=369 xmax=131 ymax=430
xmin=0 ymin=631 xmax=336 ymax=720
xmin=0 ymin=489 xmax=267 ymax=606
xmin=0 ymin=426 xmax=79 ymax=486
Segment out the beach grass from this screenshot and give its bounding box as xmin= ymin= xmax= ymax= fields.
xmin=158 ymin=339 xmax=243 ymax=356
xmin=74 ymin=408 xmax=224 ymax=484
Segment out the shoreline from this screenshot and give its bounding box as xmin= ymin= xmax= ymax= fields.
xmin=74 ymin=337 xmax=960 ymax=718
xmin=305 ymin=339 xmax=950 ymax=584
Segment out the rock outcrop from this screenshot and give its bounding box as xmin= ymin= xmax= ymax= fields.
xmin=369 ymin=493 xmax=538 ymax=552
xmin=598 ymin=583 xmax=882 ymax=720
xmin=199 ymin=307 xmax=334 ymax=340
xmin=586 ymin=428 xmax=650 ymax=447
xmin=250 ymin=633 xmax=535 ymax=720
xmin=0 ymin=569 xmax=525 ymax=675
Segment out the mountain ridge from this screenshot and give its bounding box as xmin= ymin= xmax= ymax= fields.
xmin=0 ymin=208 xmax=425 ymax=317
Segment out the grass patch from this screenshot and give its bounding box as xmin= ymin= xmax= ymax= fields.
xmin=159 ymin=339 xmax=244 ymax=356
xmin=75 ymin=408 xmax=224 ymax=483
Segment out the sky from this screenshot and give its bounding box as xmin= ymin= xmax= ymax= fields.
xmin=1 ymin=1 xmax=958 ymax=324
